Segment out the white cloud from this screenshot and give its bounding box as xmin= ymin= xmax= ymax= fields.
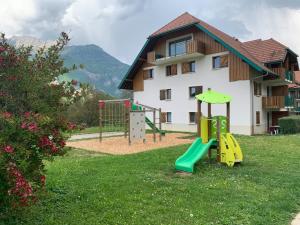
xmin=0 ymin=0 xmax=300 ymax=63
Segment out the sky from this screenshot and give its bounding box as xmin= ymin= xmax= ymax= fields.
xmin=1 ymin=0 xmax=300 ymax=64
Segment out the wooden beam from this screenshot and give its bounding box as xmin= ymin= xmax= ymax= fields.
xmin=197 ymin=100 xmax=202 ymax=137
xmin=226 ymin=102 xmax=230 ymax=132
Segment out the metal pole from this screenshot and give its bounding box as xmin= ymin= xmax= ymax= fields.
xmin=159 ymin=108 xmax=162 ymax=141
xmin=208 ymin=102 xmax=212 ymax=161
xmin=153 ymin=109 xmax=156 ymax=142
xmin=216 ymin=117 xmax=221 ymax=162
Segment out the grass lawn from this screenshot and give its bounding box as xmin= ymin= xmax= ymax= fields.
xmin=3 ymin=135 xmax=300 ymax=225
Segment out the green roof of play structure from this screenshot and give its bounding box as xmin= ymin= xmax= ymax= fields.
xmin=195 ymin=89 xmax=232 ymax=104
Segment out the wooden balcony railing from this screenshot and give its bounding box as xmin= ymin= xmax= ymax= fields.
xmin=262 ymin=96 xmax=284 ymax=109
xmin=186 ymin=40 xmax=205 ymax=55
xmin=269 ymin=67 xmax=294 ymax=82
xmin=147 ymin=40 xmax=205 ymax=64
xmin=262 ymin=96 xmax=295 ymax=109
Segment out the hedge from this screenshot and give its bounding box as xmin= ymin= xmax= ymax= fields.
xmin=278 ymin=115 xmax=300 ymax=134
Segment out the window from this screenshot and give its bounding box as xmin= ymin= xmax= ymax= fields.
xmin=166 ymin=112 xmax=172 ymax=123
xmin=189 ymin=86 xmax=203 ymax=98
xmin=169 ymin=36 xmax=192 ymax=57
xmin=143 ymin=69 xmax=153 ymax=80
xmin=160 ymin=89 xmax=171 ymax=100
xmin=182 ymin=61 xmax=195 ymax=74
xmin=254 ymin=82 xmax=262 ymax=96
xmin=213 ymin=55 xmax=228 ymax=69
xmin=189 ymin=112 xmax=196 ymax=123
xmin=166 ymin=64 xmax=177 ymax=76
xmin=256 ymin=111 xmax=260 ymax=125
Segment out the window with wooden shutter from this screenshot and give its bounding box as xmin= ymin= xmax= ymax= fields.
xmin=171 ymin=64 xmax=177 ymax=75
xmin=182 ymin=62 xmax=189 ymax=74
xmin=160 ymin=112 xmax=167 ymax=123
xmin=189 ymin=86 xmax=202 ymax=98
xmin=160 ymin=90 xmax=166 ymax=100
xmin=256 ymin=111 xmax=260 ymax=125
xmin=220 ymin=55 xmax=228 ymax=67
xmin=143 ymin=69 xmax=153 ymax=80
xmin=254 ymin=82 xmax=262 ymax=96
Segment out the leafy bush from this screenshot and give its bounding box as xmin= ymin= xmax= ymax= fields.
xmin=0 ymin=33 xmax=79 ymax=208
xmin=278 ymin=115 xmax=300 ymax=134
xmin=66 ymin=89 xmax=113 ymax=127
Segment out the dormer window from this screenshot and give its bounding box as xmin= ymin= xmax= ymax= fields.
xmin=169 ymin=36 xmax=192 ymax=57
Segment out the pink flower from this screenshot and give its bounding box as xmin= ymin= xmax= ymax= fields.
xmin=2 ymin=112 xmax=12 ymax=119
xmin=3 ymin=145 xmax=14 ymax=153
xmin=40 ymin=175 xmax=46 ymax=186
xmin=71 ymin=79 xmax=78 ymax=86
xmin=67 ymin=122 xmax=76 ymax=130
xmin=21 ymin=122 xmax=27 ymax=129
xmin=59 ymin=140 xmax=66 ymax=148
xmin=0 ymin=46 xmax=6 ymax=52
xmin=24 ymin=112 xmax=31 ymax=118
xmin=27 ymin=122 xmax=38 ymax=132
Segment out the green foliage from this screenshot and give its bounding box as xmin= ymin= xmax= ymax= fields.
xmin=2 ymin=135 xmax=300 ymax=224
xmin=66 ymin=89 xmax=113 ymax=127
xmin=279 ymin=115 xmax=300 ymax=134
xmin=0 ymin=32 xmax=80 ymax=208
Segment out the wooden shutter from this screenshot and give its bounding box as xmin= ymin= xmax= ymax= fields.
xmin=195 ymin=86 xmax=203 ymax=95
xmin=143 ymin=70 xmax=149 ymax=80
xmin=160 ymin=90 xmax=166 ymax=100
xmin=258 ymin=83 xmax=262 ymax=96
xmin=256 ymin=111 xmax=260 ymax=125
xmin=254 ymin=82 xmax=258 ymax=96
xmin=160 ymin=112 xmax=167 ymax=123
xmin=220 ymin=55 xmax=228 ymax=67
xmin=182 ymin=62 xmax=189 ymax=74
xmin=171 ymin=64 xmax=177 ymax=75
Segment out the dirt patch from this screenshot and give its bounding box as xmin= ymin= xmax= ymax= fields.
xmin=67 ymin=133 xmax=193 ymax=155
xmin=291 ymin=213 xmax=300 ymax=225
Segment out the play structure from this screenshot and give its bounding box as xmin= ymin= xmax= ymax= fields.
xmin=175 ymin=89 xmax=243 ymax=173
xmin=99 ymin=99 xmax=165 ymax=145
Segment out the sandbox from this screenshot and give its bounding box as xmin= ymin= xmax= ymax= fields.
xmin=67 ymin=133 xmax=193 ymax=155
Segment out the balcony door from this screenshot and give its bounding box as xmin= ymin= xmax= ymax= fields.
xmin=168 ymin=36 xmax=192 ymax=57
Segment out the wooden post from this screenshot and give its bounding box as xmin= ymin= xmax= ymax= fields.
xmin=128 ymin=107 xmax=131 ymax=145
xmin=226 ymin=102 xmax=230 ymax=132
xmin=99 ymin=104 xmax=102 ymax=142
xmin=153 ymin=109 xmax=156 ymax=142
xmin=159 ymin=108 xmax=162 ymax=141
xmin=216 ymin=117 xmax=221 ymax=162
xmin=197 ymin=100 xmax=202 ymax=137
xmin=207 ymin=102 xmax=212 ymax=160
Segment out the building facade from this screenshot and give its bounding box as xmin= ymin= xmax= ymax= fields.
xmin=119 ymin=12 xmax=299 ymax=135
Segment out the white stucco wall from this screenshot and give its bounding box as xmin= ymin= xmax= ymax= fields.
xmin=134 ymin=52 xmax=253 ymax=135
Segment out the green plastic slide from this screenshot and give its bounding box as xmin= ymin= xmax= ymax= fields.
xmin=175 ymin=138 xmax=216 ymax=173
xmin=145 ymin=117 xmax=165 ymax=135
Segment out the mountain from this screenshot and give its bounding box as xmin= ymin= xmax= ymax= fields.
xmin=60 ymin=45 xmax=129 ymax=96
xmin=8 ymin=36 xmax=129 ymax=96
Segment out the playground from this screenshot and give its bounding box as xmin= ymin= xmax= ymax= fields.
xmin=67 ymin=133 xmax=193 ymax=155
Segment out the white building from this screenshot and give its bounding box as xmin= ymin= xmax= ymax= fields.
xmin=119 ymin=12 xmax=299 ymax=135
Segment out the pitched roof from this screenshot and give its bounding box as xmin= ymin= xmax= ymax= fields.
xmin=242 ymin=38 xmax=288 ymax=63
xmin=151 ymin=12 xmax=200 ymax=37
xmin=152 ymin=12 xmax=273 ymax=73
xmin=119 ymin=12 xmax=293 ymax=89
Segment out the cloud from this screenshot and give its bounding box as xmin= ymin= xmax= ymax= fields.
xmin=1 ymin=0 xmax=300 ymax=63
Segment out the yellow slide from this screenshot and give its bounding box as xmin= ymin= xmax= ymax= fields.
xmin=220 ymin=133 xmax=243 ymax=167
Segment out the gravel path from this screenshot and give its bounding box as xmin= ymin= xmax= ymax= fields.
xmin=67 ymin=133 xmax=193 ymax=155
xmin=69 ymin=132 xmax=123 ymax=141
xmin=292 ymin=213 xmax=300 ymax=225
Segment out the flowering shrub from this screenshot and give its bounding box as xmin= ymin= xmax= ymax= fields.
xmin=0 ymin=33 xmax=79 ymax=208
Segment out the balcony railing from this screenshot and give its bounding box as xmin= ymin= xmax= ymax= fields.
xmin=262 ymin=96 xmax=284 ymax=109
xmin=262 ymin=96 xmax=295 ymax=109
xmin=147 ymin=40 xmax=205 ymax=64
xmin=268 ymin=67 xmax=294 ymax=83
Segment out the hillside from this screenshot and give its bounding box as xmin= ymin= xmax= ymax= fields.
xmin=60 ymin=45 xmax=129 ymax=96
xmin=8 ymin=36 xmax=129 ymax=96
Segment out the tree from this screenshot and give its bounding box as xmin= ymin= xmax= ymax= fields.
xmin=0 ymin=32 xmax=79 ymax=208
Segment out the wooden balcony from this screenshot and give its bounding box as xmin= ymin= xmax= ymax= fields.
xmin=262 ymin=96 xmax=295 ymax=109
xmin=264 ymin=67 xmax=294 ymax=85
xmin=262 ymin=96 xmax=284 ymax=109
xmin=147 ymin=40 xmax=205 ymax=65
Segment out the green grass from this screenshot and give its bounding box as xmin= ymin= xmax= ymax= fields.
xmin=3 ymin=135 xmax=300 ymax=225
